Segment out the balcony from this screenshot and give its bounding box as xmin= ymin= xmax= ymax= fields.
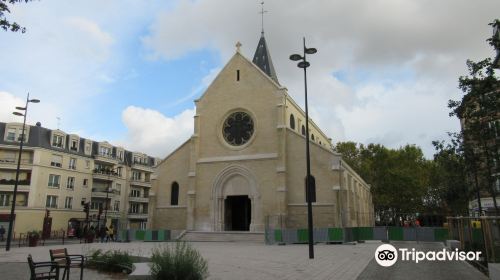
xmin=0 ymin=157 xmax=33 ymax=169
xmin=93 ymin=153 xmax=118 ymax=164
xmin=127 ymin=211 xmax=149 ymax=219
xmin=91 ymin=188 xmax=116 ymax=198
xmin=0 ymin=184 xmax=30 ymax=192
xmin=92 ymin=169 xmax=121 ymax=181
xmin=128 ymin=195 xmax=149 ymax=203
xmin=131 ymin=161 xmax=154 ymax=172
xmin=130 ymin=179 xmax=152 ymax=188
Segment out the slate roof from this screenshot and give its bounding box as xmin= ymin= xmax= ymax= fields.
xmin=252 ymin=33 xmax=279 ymax=85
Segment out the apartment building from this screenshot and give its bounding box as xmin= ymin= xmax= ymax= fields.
xmin=0 ymin=121 xmax=157 ymax=235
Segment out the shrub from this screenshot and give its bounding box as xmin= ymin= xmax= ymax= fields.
xmin=87 ymin=249 xmax=133 ymax=273
xmin=151 ymin=242 xmax=209 ymax=280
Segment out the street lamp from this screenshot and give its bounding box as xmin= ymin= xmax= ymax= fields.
xmin=290 ymin=37 xmax=317 ymax=259
xmin=6 ymin=93 xmax=40 ymax=251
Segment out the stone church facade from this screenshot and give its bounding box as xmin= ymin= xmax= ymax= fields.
xmin=151 ymin=34 xmax=374 ymax=232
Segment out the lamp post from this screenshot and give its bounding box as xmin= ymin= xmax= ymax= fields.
xmin=290 ymin=37 xmax=317 ymax=259
xmin=6 ymin=93 xmax=40 ymax=251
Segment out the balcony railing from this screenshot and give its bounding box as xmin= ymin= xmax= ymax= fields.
xmin=0 ymin=179 xmax=31 ymax=185
xmin=0 ymin=158 xmax=33 ymax=165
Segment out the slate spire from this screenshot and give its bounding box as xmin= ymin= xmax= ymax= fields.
xmin=252 ymin=33 xmax=279 ymax=84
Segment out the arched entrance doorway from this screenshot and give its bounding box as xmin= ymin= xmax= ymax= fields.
xmin=211 ymin=165 xmax=260 ymax=232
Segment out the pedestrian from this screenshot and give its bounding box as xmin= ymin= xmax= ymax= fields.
xmin=108 ymin=225 xmax=115 ymax=242
xmin=106 ymin=226 xmax=112 ymax=242
xmin=0 ymin=225 xmax=5 ymax=241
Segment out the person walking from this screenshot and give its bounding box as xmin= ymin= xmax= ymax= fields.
xmin=108 ymin=225 xmax=115 ymax=242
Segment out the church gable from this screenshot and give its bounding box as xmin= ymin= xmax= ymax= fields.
xmin=194 ymin=49 xmax=285 ymax=158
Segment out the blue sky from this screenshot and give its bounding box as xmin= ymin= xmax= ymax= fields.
xmin=1 ymin=0 xmax=499 ymax=158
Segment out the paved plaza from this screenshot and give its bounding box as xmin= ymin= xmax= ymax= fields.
xmin=0 ymin=241 xmax=488 ymax=280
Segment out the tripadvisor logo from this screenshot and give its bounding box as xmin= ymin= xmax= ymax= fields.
xmin=374 ymin=244 xmax=482 ymax=267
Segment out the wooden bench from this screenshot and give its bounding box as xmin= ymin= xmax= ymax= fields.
xmin=49 ymin=248 xmax=85 ymax=280
xmin=27 ymin=254 xmax=60 ymax=280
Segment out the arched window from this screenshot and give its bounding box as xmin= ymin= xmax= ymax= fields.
xmin=171 ymin=182 xmax=179 ymax=206
xmin=311 ymin=134 xmax=315 ymax=141
xmin=289 ymin=114 xmax=295 ymax=130
xmin=301 ymin=125 xmax=306 ymax=136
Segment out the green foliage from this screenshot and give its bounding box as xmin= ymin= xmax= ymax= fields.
xmin=150 ymin=242 xmax=209 ymax=280
xmin=429 ymin=134 xmax=469 ymax=215
xmin=334 ymin=142 xmax=431 ymax=224
xmin=0 ymin=0 xmax=35 ymax=33
xmin=86 ymin=249 xmax=133 ymax=273
xmin=448 ymin=19 xmax=500 ymax=215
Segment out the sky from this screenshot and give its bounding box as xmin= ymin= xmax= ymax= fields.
xmin=1 ymin=0 xmax=499 ymax=158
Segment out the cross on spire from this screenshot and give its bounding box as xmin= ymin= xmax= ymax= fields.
xmin=259 ymin=1 xmax=267 ymax=34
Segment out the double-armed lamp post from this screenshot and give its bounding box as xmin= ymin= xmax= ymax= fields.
xmin=290 ymin=37 xmax=317 ymax=259
xmin=6 ymin=93 xmax=40 ymax=251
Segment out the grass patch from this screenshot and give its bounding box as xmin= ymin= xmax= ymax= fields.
xmin=151 ymin=242 xmax=209 ymax=280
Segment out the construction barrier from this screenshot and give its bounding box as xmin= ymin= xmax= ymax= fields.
xmin=265 ymin=226 xmax=449 ymax=245
xmin=118 ymin=229 xmax=171 ymax=242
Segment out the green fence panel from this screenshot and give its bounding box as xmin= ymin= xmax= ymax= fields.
xmin=472 ymin=228 xmax=483 ymax=244
xmin=357 ymin=227 xmax=374 ymax=240
xmin=297 ymin=229 xmax=309 ymax=243
xmin=274 ymin=229 xmax=283 ymax=242
xmin=433 ymin=228 xmax=448 ymax=241
xmin=144 ymin=230 xmax=152 ymax=241
xmin=388 ymin=227 xmax=404 ymax=241
xmin=328 ymin=228 xmax=343 ymax=241
xmin=135 ymin=230 xmax=145 ymax=240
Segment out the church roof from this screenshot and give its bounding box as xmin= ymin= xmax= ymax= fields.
xmin=252 ymin=33 xmax=279 ymax=85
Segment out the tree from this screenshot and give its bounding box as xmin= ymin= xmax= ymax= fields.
xmin=449 ymin=20 xmax=500 ymax=216
xmin=1 ymin=0 xmax=35 ymax=33
xmin=428 ymin=134 xmax=469 ymax=216
xmin=334 ymin=142 xmax=431 ymax=225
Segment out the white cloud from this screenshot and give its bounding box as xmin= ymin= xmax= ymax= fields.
xmin=121 ymin=106 xmax=195 ymax=157
xmin=0 ymin=92 xmax=25 ymax=123
xmin=141 ymin=0 xmax=499 ymax=157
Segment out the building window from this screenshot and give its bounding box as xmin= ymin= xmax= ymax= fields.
xmin=113 ymin=200 xmax=120 ymax=211
xmin=130 ymin=189 xmax=140 ymax=197
xmin=99 ymin=146 xmax=112 ymax=157
xmin=117 ymin=150 xmax=123 ymax=161
xmin=69 ymin=158 xmax=76 ymax=170
xmin=132 ymin=171 xmax=141 ymax=181
xmin=64 ymin=196 xmax=73 ymax=209
xmin=129 ymin=203 xmax=139 ymax=213
xmin=48 ymin=174 xmax=60 ymax=188
xmin=51 ymin=154 xmax=62 ymax=168
xmin=46 ymin=195 xmax=58 ymax=208
xmin=289 ymin=114 xmax=295 ymax=130
xmin=6 ymin=128 xmax=16 ymax=141
xmin=85 ymin=160 xmax=90 ymax=169
xmin=52 ymin=134 xmax=64 ymax=148
xmin=171 ymin=182 xmax=179 ymax=206
xmin=83 ymin=179 xmax=88 ymax=187
xmin=67 ymin=177 xmax=75 ymax=190
xmin=0 ymin=193 xmax=10 ymax=206
xmin=222 ymin=111 xmax=254 ymax=146
xmin=311 ymin=134 xmax=315 ymax=141
xmin=301 ymin=125 xmax=306 ymax=136
xmin=90 ymin=201 xmax=103 ymax=210
xmin=70 ymin=139 xmax=78 ymax=151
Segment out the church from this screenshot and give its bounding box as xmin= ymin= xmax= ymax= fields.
xmin=151 ymin=32 xmax=374 ymax=233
